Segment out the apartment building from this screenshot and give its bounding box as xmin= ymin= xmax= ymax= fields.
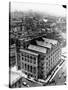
xmin=9 ymin=44 xmax=16 ymax=67
xmin=16 ymin=37 xmax=61 ymax=80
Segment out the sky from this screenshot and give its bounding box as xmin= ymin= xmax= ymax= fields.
xmin=11 ymin=2 xmax=66 ymax=17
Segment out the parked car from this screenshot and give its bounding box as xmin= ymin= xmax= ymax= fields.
xmin=22 ymin=82 xmax=29 ymax=87
xmin=64 ymin=82 xmax=66 ymax=85
xmin=58 ymin=74 xmax=61 ymax=79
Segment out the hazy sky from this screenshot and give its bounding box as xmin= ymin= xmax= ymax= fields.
xmin=11 ymin=2 xmax=66 ymax=17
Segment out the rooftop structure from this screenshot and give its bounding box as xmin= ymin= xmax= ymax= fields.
xmin=36 ymin=40 xmax=52 ymax=49
xmin=20 ymin=49 xmax=38 ymax=56
xmin=43 ymin=37 xmax=58 ymax=45
xmin=28 ymin=44 xmax=47 ymax=54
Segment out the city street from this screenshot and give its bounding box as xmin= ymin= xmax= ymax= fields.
xmin=10 ymin=57 xmax=66 ymax=87
xmin=22 ymin=77 xmax=42 ymax=87
xmin=47 ymin=60 xmax=66 ymax=86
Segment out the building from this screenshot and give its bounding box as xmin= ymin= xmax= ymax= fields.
xmin=17 ymin=48 xmax=39 ymax=79
xmin=9 ymin=71 xmax=22 ymax=88
xmin=16 ymin=36 xmax=61 ymax=80
xmin=35 ymin=37 xmax=61 ymax=77
xmin=9 ymin=44 xmax=16 ymax=67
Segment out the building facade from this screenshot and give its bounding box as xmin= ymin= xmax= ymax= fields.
xmin=17 ymin=49 xmax=39 ymax=79
xmin=9 ymin=44 xmax=17 ymax=67
xmin=36 ymin=37 xmax=61 ymax=77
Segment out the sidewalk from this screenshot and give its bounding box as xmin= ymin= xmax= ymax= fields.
xmin=10 ymin=66 xmax=27 ymax=78
xmin=38 ymin=59 xmax=65 ymax=84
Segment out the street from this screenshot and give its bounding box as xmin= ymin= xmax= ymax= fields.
xmin=48 ymin=60 xmax=66 ymax=86
xmin=22 ymin=77 xmax=42 ymax=87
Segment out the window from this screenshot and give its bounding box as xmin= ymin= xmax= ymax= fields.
xmin=22 ymin=63 xmax=24 ymax=69
xmin=30 ymin=56 xmax=32 ymax=59
xmin=33 ymin=67 xmax=36 ymax=74
xmin=25 ymin=54 xmax=28 ymax=58
xmin=22 ymin=53 xmax=24 ymax=56
xmin=18 ymin=65 xmax=21 ymax=70
xmin=25 ymin=64 xmax=27 ymax=70
xmin=47 ymin=62 xmax=48 ymax=65
xmin=27 ymin=58 xmax=29 ymax=62
xmin=30 ymin=59 xmax=32 ymax=63
xmin=28 ymin=65 xmax=29 ymax=71
xmin=33 ymin=57 xmax=36 ymax=64
xmin=34 ymin=57 xmax=36 ymax=60
xmin=49 ymin=56 xmax=50 ymax=58
xmin=17 ymin=54 xmax=20 ymax=62
xmin=27 ymin=55 xmax=29 ymax=59
xmin=46 ymin=57 xmax=48 ymax=60
xmin=22 ymin=57 xmax=24 ymax=60
xmin=30 ymin=66 xmax=32 ymax=73
xmin=29 ymin=66 xmax=31 ymax=72
xmin=34 ymin=59 xmax=36 ymax=64
xmin=25 ymin=57 xmax=27 ymax=61
xmin=35 ymin=76 xmax=36 ymax=79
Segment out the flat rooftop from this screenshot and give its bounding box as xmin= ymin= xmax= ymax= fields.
xmin=28 ymin=44 xmax=47 ymax=54
xmin=20 ymin=49 xmax=38 ymax=56
xmin=10 ymin=71 xmax=22 ymax=85
xmin=36 ymin=40 xmax=52 ymax=49
xmin=43 ymin=37 xmax=58 ymax=45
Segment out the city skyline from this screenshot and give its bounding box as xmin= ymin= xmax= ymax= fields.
xmin=11 ymin=2 xmax=66 ymax=17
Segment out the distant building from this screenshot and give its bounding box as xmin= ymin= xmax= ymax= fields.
xmin=16 ymin=36 xmax=61 ymax=80
xmin=9 ymin=44 xmax=16 ymax=67
xmin=9 ymin=71 xmax=22 ymax=88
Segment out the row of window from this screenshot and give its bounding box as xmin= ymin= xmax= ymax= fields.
xmin=46 ymin=50 xmax=61 ymax=72
xmin=22 ymin=56 xmax=36 ymax=64
xmin=46 ymin=48 xmax=61 ymax=60
xmin=22 ymin=53 xmax=36 ymax=60
xmin=47 ymin=55 xmax=60 ymax=66
xmin=22 ymin=63 xmax=36 ymax=74
xmin=10 ymin=56 xmax=16 ymax=67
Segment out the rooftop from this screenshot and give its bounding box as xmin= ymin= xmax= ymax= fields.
xmin=28 ymin=44 xmax=47 ymax=54
xmin=36 ymin=40 xmax=52 ymax=49
xmin=43 ymin=37 xmax=58 ymax=45
xmin=20 ymin=49 xmax=38 ymax=56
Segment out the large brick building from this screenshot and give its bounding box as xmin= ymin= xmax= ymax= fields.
xmin=16 ymin=36 xmax=61 ymax=80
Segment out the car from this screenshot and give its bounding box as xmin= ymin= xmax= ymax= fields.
xmin=64 ymin=75 xmax=66 ymax=79
xmin=22 ymin=82 xmax=29 ymax=87
xmin=49 ymin=80 xmax=56 ymax=84
xmin=64 ymin=82 xmax=66 ymax=85
xmin=58 ymin=74 xmax=61 ymax=79
xmin=22 ymin=82 xmax=27 ymax=85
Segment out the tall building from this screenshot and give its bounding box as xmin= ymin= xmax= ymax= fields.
xmin=9 ymin=44 xmax=16 ymax=67
xmin=16 ymin=36 xmax=61 ymax=80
